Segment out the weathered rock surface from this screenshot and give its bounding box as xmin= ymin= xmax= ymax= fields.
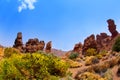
xmin=13 ymin=33 xmax=51 ymax=53
xmin=13 ymin=32 xmax=23 ymax=52
xmin=96 ymin=33 xmax=111 ymax=52
xmin=25 ymin=38 xmax=45 ymax=53
xmin=45 ymin=41 xmax=52 ymax=53
xmin=107 ymin=19 xmax=119 ymax=38
xmin=73 ymin=42 xmax=82 ymax=53
xmin=82 ymin=34 xmax=97 ymax=54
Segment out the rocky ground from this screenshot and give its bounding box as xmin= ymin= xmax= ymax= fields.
xmin=62 ymin=51 xmax=120 ymax=80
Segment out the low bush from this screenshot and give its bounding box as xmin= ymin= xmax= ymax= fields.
xmin=69 ymin=52 xmax=79 ymax=59
xmin=86 ymin=48 xmax=97 ymax=56
xmin=65 ymin=59 xmax=82 ymax=68
xmin=0 ymin=52 xmax=69 ymax=80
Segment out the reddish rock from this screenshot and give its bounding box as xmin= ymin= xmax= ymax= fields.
xmin=38 ymin=41 xmax=45 ymax=51
xmin=13 ymin=32 xmax=23 ymax=52
xmin=107 ymin=19 xmax=119 ymax=38
xmin=13 ymin=32 xmax=52 ymax=53
xmin=25 ymin=38 xmax=38 ymax=53
xmin=82 ymin=34 xmax=97 ymax=54
xmin=96 ymin=33 xmax=111 ymax=52
xmin=25 ymin=38 xmax=45 ymax=53
xmin=45 ymin=41 xmax=52 ymax=53
xmin=73 ymin=42 xmax=82 ymax=53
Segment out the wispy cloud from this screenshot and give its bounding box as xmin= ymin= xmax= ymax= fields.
xmin=18 ymin=0 xmax=37 ymax=12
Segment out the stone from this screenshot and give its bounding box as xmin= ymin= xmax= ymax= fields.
xmin=96 ymin=33 xmax=111 ymax=52
xmin=82 ymin=34 xmax=97 ymax=55
xmin=25 ymin=38 xmax=45 ymax=53
xmin=38 ymin=41 xmax=45 ymax=51
xmin=73 ymin=42 xmax=82 ymax=53
xmin=13 ymin=32 xmax=23 ymax=52
xmin=45 ymin=41 xmax=52 ymax=53
xmin=107 ymin=19 xmax=118 ymax=38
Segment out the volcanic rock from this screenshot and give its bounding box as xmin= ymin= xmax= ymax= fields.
xmin=45 ymin=41 xmax=52 ymax=53
xmin=107 ymin=19 xmax=119 ymax=38
xmin=25 ymin=38 xmax=45 ymax=53
xmin=82 ymin=34 xmax=97 ymax=54
xmin=96 ymin=33 xmax=111 ymax=52
xmin=13 ymin=32 xmax=23 ymax=52
xmin=38 ymin=41 xmax=45 ymax=51
xmin=73 ymin=42 xmax=82 ymax=53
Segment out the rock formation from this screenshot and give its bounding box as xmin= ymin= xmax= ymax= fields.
xmin=107 ymin=19 xmax=119 ymax=38
xmin=25 ymin=39 xmax=46 ymax=53
xmin=45 ymin=41 xmax=52 ymax=53
xmin=13 ymin=32 xmax=23 ymax=52
xmin=39 ymin=41 xmax=45 ymax=51
xmin=73 ymin=42 xmax=82 ymax=53
xmin=82 ymin=34 xmax=97 ymax=54
xmin=96 ymin=33 xmax=111 ymax=52
xmin=78 ymin=19 xmax=119 ymax=55
xmin=25 ymin=38 xmax=39 ymax=53
xmin=13 ymin=32 xmax=51 ymax=53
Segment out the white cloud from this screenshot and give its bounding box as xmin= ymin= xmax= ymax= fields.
xmin=18 ymin=0 xmax=37 ymax=12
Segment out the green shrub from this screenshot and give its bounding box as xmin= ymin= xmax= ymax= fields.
xmin=4 ymin=48 xmax=20 ymax=58
xmin=86 ymin=48 xmax=97 ymax=56
xmin=69 ymin=52 xmax=79 ymax=59
xmin=112 ymin=37 xmax=120 ymax=52
xmin=0 ymin=52 xmax=69 ymax=80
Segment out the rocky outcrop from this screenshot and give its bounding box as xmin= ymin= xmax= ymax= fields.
xmin=82 ymin=34 xmax=97 ymax=54
xmin=13 ymin=32 xmax=51 ymax=53
xmin=75 ymin=19 xmax=119 ymax=55
xmin=39 ymin=41 xmax=45 ymax=51
xmin=25 ymin=38 xmax=45 ymax=53
xmin=45 ymin=41 xmax=52 ymax=53
xmin=73 ymin=42 xmax=82 ymax=53
xmin=96 ymin=33 xmax=111 ymax=52
xmin=107 ymin=19 xmax=119 ymax=38
xmin=13 ymin=32 xmax=23 ymax=52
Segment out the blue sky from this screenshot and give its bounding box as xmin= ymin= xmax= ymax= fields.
xmin=0 ymin=0 xmax=120 ymax=51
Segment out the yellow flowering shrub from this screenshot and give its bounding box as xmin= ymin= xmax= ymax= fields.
xmin=0 ymin=52 xmax=69 ymax=80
